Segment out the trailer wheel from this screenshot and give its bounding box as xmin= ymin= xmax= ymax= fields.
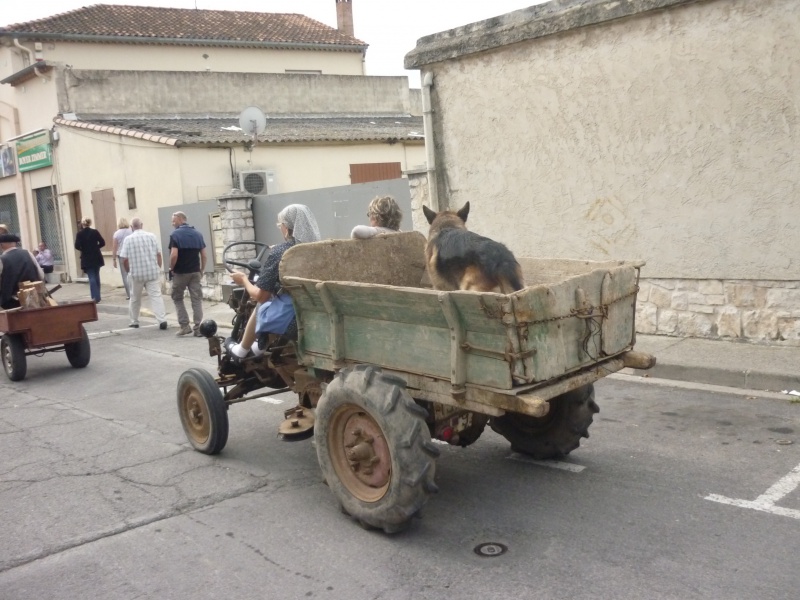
xmin=455 ymin=413 xmax=489 ymax=447
xmin=315 ymin=365 xmax=440 ymax=533
xmin=65 ymin=326 xmax=91 ymax=368
xmin=490 ymin=384 xmax=598 ymax=459
xmin=177 ymin=368 xmax=229 ymax=455
xmin=1 ymin=334 xmax=27 ymax=382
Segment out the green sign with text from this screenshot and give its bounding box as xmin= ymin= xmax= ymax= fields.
xmin=16 ymin=130 xmax=53 ymax=172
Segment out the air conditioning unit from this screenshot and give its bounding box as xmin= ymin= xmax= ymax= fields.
xmin=238 ymin=170 xmax=277 ymax=195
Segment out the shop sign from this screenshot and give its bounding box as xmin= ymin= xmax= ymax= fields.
xmin=16 ymin=130 xmax=53 ymax=172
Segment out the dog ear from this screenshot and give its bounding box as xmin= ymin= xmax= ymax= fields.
xmin=456 ymin=202 xmax=470 ymax=223
xmin=422 ymin=205 xmax=437 ymax=225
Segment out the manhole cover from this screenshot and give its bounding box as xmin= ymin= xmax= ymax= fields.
xmin=474 ymin=542 xmax=508 ymax=557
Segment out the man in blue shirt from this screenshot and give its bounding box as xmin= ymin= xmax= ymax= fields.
xmin=168 ymin=211 xmax=206 ymax=336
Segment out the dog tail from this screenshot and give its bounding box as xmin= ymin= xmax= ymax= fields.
xmin=499 ymin=263 xmax=525 ymax=294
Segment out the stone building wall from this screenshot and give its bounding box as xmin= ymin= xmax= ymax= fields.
xmin=405 ymin=169 xmax=431 ymax=233
xmin=404 ymin=0 xmax=800 ymax=347
xmin=637 ymin=278 xmax=800 ymax=346
xmin=199 ymin=190 xmax=255 ymax=301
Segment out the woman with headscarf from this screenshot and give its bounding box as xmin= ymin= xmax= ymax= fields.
xmin=74 ymin=217 xmax=105 ymax=302
xmin=228 ymin=204 xmax=321 ymax=358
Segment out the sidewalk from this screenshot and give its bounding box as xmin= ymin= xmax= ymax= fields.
xmin=54 ymin=280 xmax=800 ymax=395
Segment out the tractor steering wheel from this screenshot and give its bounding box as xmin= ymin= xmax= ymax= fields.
xmin=222 ymin=241 xmax=271 ymax=280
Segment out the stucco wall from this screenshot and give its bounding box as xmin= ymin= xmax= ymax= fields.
xmin=58 ymin=70 xmax=414 ymax=116
xmin=413 ymin=0 xmax=798 ymax=281
xmin=53 ymin=125 xmax=424 ymax=282
xmin=19 ymin=42 xmax=364 ymax=76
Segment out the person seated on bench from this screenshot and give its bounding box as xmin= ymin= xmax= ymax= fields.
xmin=228 ymin=204 xmax=321 ymax=358
xmin=0 ymin=233 xmax=45 ymax=310
xmin=350 ymin=195 xmax=402 ymax=239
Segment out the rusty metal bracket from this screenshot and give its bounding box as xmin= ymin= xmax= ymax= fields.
xmin=460 ymin=342 xmax=536 ymax=362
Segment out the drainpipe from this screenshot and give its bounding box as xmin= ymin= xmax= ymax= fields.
xmin=13 ymin=39 xmax=46 ymax=78
xmin=421 ymin=71 xmax=439 ymax=211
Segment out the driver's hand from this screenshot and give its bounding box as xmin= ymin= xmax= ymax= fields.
xmin=230 ymin=271 xmax=247 ymax=286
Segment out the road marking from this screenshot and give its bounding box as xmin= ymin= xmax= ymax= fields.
xmin=258 ymin=398 xmax=285 ymax=405
xmin=506 ymin=452 xmax=586 ymax=472
xmin=705 ymin=462 xmax=800 ymax=520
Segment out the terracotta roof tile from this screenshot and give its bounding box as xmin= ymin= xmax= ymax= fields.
xmin=1 ymin=4 xmax=366 ymax=49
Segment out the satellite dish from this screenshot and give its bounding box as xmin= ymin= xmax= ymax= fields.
xmin=238 ymin=106 xmax=267 ymax=138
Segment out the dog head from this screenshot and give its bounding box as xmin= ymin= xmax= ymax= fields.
xmin=423 ymin=202 xmax=470 ymax=236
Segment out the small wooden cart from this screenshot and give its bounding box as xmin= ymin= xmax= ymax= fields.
xmin=0 ymin=300 xmax=99 ymax=381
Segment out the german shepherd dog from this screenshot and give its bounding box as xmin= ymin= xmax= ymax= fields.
xmin=422 ymin=202 xmax=524 ymax=293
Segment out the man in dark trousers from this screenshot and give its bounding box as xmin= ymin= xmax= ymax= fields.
xmin=0 ymin=233 xmax=44 ymax=309
xmin=168 ymin=211 xmax=207 ymax=336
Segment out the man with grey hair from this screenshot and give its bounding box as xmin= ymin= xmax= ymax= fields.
xmin=0 ymin=233 xmax=44 ymax=310
xmin=168 ymin=211 xmax=206 ymax=336
xmin=119 ymin=217 xmax=167 ymax=330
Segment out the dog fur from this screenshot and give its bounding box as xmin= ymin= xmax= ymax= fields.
xmin=422 ymin=202 xmax=524 ymax=294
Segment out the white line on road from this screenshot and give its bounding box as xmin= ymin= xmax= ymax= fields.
xmin=705 ymin=462 xmax=800 ymax=520
xmin=258 ymin=397 xmax=285 ymax=405
xmin=507 ymin=452 xmax=586 ymax=472
xmin=754 ymin=463 xmax=800 ymax=504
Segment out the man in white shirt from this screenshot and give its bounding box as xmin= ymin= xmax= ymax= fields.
xmin=118 ymin=218 xmax=167 ymax=330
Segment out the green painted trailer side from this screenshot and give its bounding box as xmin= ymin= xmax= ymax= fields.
xmin=281 ymin=232 xmax=642 ymax=391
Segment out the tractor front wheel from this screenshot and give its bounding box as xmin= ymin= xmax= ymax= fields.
xmin=177 ymin=368 xmax=229 ymax=454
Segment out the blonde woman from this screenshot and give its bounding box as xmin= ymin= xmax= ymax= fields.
xmin=350 ymin=195 xmax=403 ymax=239
xmin=112 ymin=217 xmax=133 ymax=299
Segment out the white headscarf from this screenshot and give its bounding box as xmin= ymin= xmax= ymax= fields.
xmin=278 ymin=204 xmax=321 ymax=244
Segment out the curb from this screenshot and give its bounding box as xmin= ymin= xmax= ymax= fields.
xmin=623 ymin=365 xmax=800 ymax=394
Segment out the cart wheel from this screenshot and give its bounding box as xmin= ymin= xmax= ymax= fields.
xmin=65 ymin=326 xmax=91 ymax=368
xmin=1 ymin=334 xmax=27 ymax=382
xmin=177 ymin=368 xmax=229 ymax=454
xmin=315 ymin=365 xmax=440 ymax=534
xmin=490 ymin=384 xmax=598 ymax=459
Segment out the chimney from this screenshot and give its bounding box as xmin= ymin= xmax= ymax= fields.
xmin=336 ymin=0 xmax=354 ymax=38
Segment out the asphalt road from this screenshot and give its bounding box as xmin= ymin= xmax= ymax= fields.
xmin=1 ymin=309 xmax=798 ymax=599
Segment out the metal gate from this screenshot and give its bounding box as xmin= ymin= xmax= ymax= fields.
xmin=35 ymin=186 xmax=63 ymax=262
xmin=0 ymin=193 xmax=20 ymax=234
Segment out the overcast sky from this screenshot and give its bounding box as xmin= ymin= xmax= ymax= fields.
xmin=2 ymin=0 xmax=548 ymax=87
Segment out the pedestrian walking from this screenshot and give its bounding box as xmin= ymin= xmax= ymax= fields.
xmin=112 ymin=218 xmax=133 ymax=299
xmin=118 ymin=217 xmax=167 ymax=330
xmin=168 ymin=211 xmax=206 ymax=336
xmin=74 ymin=217 xmax=105 ymax=302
